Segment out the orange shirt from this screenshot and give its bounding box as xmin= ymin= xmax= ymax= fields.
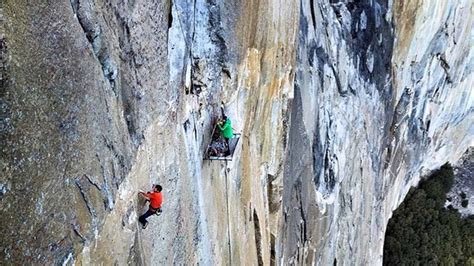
xmin=147 ymin=192 xmax=163 ymax=209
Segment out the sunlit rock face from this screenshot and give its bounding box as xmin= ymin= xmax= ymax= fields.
xmin=156 ymin=0 xmax=299 ymax=264
xmin=1 ymin=0 xmax=472 ymax=265
xmin=1 ymin=0 xmax=298 ymax=264
xmin=280 ymin=0 xmax=473 ymax=264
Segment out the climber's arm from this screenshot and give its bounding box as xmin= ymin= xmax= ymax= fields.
xmin=218 ymin=120 xmax=230 ymax=131
xmin=138 ymin=191 xmax=150 ymax=200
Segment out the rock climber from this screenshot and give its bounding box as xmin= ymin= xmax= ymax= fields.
xmin=217 ymin=115 xmax=233 ymax=156
xmin=138 ymin=184 xmax=163 ymax=229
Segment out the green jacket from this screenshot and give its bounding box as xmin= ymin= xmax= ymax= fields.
xmin=218 ymin=118 xmax=233 ymax=139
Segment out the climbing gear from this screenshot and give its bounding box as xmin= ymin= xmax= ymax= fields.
xmin=149 ymin=206 xmax=161 ymax=212
xmin=205 ymin=121 xmax=241 ymax=161
xmin=155 ymin=208 xmax=162 ymax=216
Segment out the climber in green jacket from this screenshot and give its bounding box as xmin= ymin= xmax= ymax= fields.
xmin=217 ymin=115 xmax=233 ymax=156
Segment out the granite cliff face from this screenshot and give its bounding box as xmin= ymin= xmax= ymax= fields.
xmin=281 ymin=1 xmax=473 ymax=264
xmin=1 ymin=0 xmax=172 ymax=263
xmin=0 ymin=0 xmax=472 ymax=265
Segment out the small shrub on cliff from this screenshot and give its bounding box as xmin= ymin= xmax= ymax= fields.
xmin=383 ymin=163 xmax=474 ymax=265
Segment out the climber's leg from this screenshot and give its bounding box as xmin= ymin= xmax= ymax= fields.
xmin=139 ymin=209 xmax=155 ymax=228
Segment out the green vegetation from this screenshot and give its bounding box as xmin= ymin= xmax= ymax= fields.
xmin=383 ymin=164 xmax=474 ymax=265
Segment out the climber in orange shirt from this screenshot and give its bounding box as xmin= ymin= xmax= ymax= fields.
xmin=138 ymin=184 xmax=163 ymax=229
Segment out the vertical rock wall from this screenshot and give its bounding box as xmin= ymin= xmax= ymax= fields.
xmin=151 ymin=0 xmax=299 ymax=264
xmin=1 ymin=0 xmax=472 ymax=265
xmin=281 ymin=0 xmax=473 ymax=264
xmin=2 ymin=0 xmax=299 ymax=264
xmin=81 ymin=0 xmax=299 ymax=264
xmin=1 ymin=0 xmax=172 ymax=264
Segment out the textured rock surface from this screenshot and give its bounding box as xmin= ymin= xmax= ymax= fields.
xmin=1 ymin=0 xmax=298 ymax=264
xmin=446 ymin=149 xmax=474 ymax=217
xmin=0 ymin=0 xmax=472 ymax=265
xmin=1 ymin=0 xmax=172 ymax=263
xmin=281 ymin=0 xmax=473 ymax=264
